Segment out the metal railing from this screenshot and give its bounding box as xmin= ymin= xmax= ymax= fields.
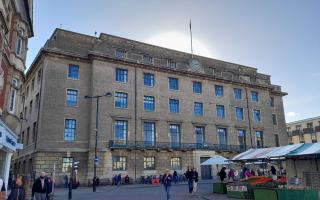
xmin=303 ymin=128 xmax=314 ymax=134
xmin=108 ymin=140 xmax=248 ymax=152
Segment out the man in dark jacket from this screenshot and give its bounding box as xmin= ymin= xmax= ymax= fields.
xmin=31 ymin=172 xmax=50 ymax=200
xmin=185 ymin=167 xmax=194 ymax=194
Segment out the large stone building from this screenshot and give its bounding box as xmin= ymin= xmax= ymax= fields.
xmin=14 ymin=29 xmax=287 ymax=184
xmin=287 ymin=116 xmax=320 ymax=144
xmin=0 ymin=0 xmax=33 ymax=186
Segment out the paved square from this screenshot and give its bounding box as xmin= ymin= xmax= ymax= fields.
xmin=53 ymin=183 xmax=231 ymax=200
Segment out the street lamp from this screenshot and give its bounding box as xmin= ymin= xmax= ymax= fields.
xmin=84 ymin=92 xmax=112 ymax=192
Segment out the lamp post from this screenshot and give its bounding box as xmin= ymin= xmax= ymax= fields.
xmin=84 ymin=92 xmax=112 ymax=192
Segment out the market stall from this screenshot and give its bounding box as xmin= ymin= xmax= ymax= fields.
xmin=230 ymin=144 xmax=320 ymax=200
xmin=200 ymin=155 xmax=231 ymax=194
xmin=0 ymin=119 xmax=22 ymax=189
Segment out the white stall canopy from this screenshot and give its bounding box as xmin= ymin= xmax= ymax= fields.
xmin=200 ymin=155 xmax=231 ymax=165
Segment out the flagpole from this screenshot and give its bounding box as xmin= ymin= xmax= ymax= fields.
xmin=190 ymin=19 xmax=194 ymax=58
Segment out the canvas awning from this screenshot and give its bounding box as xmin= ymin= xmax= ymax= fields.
xmin=200 ymin=155 xmax=231 ymax=165
xmin=286 ymin=143 xmax=320 ymax=157
xmin=232 ymin=144 xmax=304 ymax=161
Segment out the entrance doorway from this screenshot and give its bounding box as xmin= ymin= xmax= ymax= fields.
xmin=200 ymin=157 xmax=212 ymax=179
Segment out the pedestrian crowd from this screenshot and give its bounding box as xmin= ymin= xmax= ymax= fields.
xmin=0 ymin=172 xmax=53 ymax=200
xmin=161 ymin=167 xmax=199 ymax=200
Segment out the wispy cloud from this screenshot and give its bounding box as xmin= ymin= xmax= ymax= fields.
xmin=286 ymin=111 xmax=300 ymax=118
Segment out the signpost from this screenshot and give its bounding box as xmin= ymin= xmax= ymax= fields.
xmin=68 ymin=161 xmax=79 ymax=200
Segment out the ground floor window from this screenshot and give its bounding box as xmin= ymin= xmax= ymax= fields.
xmin=112 ymin=156 xmax=127 ymax=171
xmin=62 ymin=157 xmax=74 ymax=172
xmin=144 ymin=157 xmax=155 ymax=170
xmin=170 ymin=157 xmax=181 ymax=170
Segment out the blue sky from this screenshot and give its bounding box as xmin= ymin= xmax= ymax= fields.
xmin=27 ymin=0 xmax=320 ymax=123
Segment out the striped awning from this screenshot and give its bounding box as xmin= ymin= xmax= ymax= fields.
xmin=232 ymin=144 xmax=305 ymax=161
xmin=286 ymin=143 xmax=320 ymax=156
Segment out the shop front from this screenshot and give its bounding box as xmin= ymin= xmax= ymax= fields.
xmin=0 ymin=119 xmax=22 ymax=188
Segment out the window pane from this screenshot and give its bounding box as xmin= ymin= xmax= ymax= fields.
xmin=169 ymin=99 xmax=179 ymax=113
xmin=170 ymin=157 xmax=181 ymax=170
xmin=218 ymin=128 xmax=227 ymax=148
xmin=272 ymin=114 xmax=277 ymax=125
xmin=114 ymin=120 xmax=127 ymax=145
xmin=253 ymin=110 xmax=261 ymax=122
xmin=193 ymin=82 xmax=202 ymax=94
xmin=270 ymin=97 xmax=274 ymax=107
xmin=143 ymin=55 xmax=153 ymax=64
xmin=144 ymin=96 xmax=155 ymax=111
xmin=195 ymin=127 xmax=204 ymax=147
xmin=144 ymin=122 xmax=155 ymax=146
xmin=238 ymin=129 xmax=246 ymax=149
xmin=115 ymin=49 xmax=126 ymax=59
xmin=64 ymin=119 xmax=76 ymax=141
xmin=62 ymin=157 xmax=74 ymax=172
xmin=112 ymin=156 xmax=127 ymax=171
xmin=144 ymin=73 xmax=154 ymax=87
xmin=168 ymin=59 xmax=176 ymax=68
xmin=144 ymin=157 xmax=155 ymax=170
xmin=170 ymin=124 xmax=180 ymax=147
xmin=66 ymin=89 xmax=78 ymax=107
xmin=115 ymin=92 xmax=128 ymax=108
xmin=68 ymin=65 xmax=79 ymax=79
xmin=234 ymin=88 xmax=242 ymax=100
xmin=216 ymin=105 xmax=225 ymax=118
xmin=251 ymin=91 xmax=259 ymax=102
xmin=235 ymin=107 xmax=243 ymax=120
xmin=168 ymin=77 xmax=179 ymax=90
xmin=9 ymin=88 xmax=16 ymax=112
xmin=194 ymin=102 xmax=203 ymax=116
xmin=215 ymin=85 xmax=223 ymax=97
xmin=256 ymin=131 xmax=264 ymax=148
xmin=116 ymin=68 xmax=128 ymax=83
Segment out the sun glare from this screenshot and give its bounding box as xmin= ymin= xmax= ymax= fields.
xmin=145 ymin=32 xmax=214 ymax=58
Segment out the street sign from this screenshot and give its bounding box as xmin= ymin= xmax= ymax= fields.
xmin=94 ymin=157 xmax=99 ymax=165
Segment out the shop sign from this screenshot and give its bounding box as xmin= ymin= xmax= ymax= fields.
xmin=227 ymin=185 xmax=248 ymax=192
xmin=0 ymin=126 xmax=17 ymax=150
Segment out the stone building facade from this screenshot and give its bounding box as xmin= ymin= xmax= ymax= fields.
xmin=0 ymin=0 xmax=33 ymax=186
xmin=0 ymin=0 xmax=33 ymax=132
xmin=14 ymin=29 xmax=287 ymax=184
xmin=287 ymin=116 xmax=320 ymax=144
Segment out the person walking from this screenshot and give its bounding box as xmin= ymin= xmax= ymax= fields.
xmin=0 ymin=177 xmax=6 ymax=200
xmin=162 ymin=170 xmax=172 ymax=200
xmin=270 ymin=166 xmax=277 ymax=180
xmin=31 ymin=172 xmax=50 ymax=200
xmin=117 ymin=173 xmax=122 ymax=186
xmin=192 ymin=168 xmax=199 ymax=193
xmin=219 ymin=167 xmax=227 ymax=182
xmin=173 ymin=170 xmax=178 ymax=184
xmin=7 ymin=176 xmax=25 ymax=200
xmin=185 ymin=167 xmax=194 ymax=194
xmin=228 ymin=169 xmax=235 ymax=182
